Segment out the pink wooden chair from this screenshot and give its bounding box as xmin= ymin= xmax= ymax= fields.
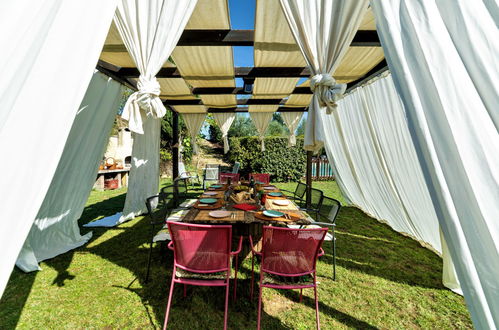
xmin=250 ymin=173 xmax=271 ymax=184
xmin=219 ymin=173 xmax=240 ymax=184
xmin=249 ymin=226 xmax=328 ymax=330
xmin=164 ymin=222 xmax=243 ymax=330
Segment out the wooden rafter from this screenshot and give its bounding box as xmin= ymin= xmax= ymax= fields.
xmin=102 ymin=29 xmax=379 ymax=51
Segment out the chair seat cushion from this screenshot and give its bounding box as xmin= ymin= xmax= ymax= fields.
xmin=286 ymin=224 xmax=333 ymax=241
xmin=175 ymin=268 xmax=234 ymax=280
xmin=263 ymin=273 xmax=314 ymax=286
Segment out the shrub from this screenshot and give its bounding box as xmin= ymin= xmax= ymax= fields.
xmin=226 ymin=136 xmax=306 ymax=182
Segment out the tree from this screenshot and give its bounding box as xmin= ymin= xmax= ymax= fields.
xmin=228 ymin=114 xmax=258 ymax=137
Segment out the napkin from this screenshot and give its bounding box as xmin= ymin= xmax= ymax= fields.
xmin=233 ymin=203 xmax=258 ymax=211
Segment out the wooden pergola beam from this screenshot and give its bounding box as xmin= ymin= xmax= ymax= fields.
xmin=102 ymin=29 xmax=379 ymax=51
xmin=163 ymin=98 xmax=290 ymax=106
xmin=189 ymin=86 xmax=311 ymax=95
xmin=206 ymin=106 xmax=307 ymax=113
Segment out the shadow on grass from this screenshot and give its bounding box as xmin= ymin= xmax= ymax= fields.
xmin=333 ymin=206 xmax=444 ymax=289
xmin=0 ymin=190 xmax=447 ymax=329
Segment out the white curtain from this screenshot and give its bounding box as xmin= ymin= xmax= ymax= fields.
xmin=281 ymin=112 xmax=303 ymax=146
xmin=182 ymin=113 xmax=206 ymax=155
xmin=213 ymin=113 xmax=236 ymax=154
xmin=16 ymin=72 xmax=124 ymax=272
xmin=114 ymin=0 xmax=198 ymax=134
xmin=320 ymin=72 xmax=460 ymax=291
xmin=250 ymin=112 xmax=274 ymax=151
xmin=372 ymin=1 xmax=499 ymax=327
xmin=0 ymin=0 xmax=117 ymax=297
xmin=115 ymin=0 xmax=198 ymax=220
xmin=121 ymin=116 xmax=161 ymax=220
xmin=279 ymin=0 xmax=369 ymax=153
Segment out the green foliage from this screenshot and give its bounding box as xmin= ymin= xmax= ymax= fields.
xmin=266 ymin=120 xmax=288 ymax=137
xmin=160 ymin=112 xmax=193 ymax=164
xmin=228 ymin=114 xmax=258 ymax=137
xmin=227 ymin=136 xmax=306 ymax=182
xmin=205 ymin=114 xmax=222 ymax=143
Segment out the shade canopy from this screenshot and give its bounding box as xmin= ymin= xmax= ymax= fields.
xmin=98 ymin=0 xmax=385 ymax=114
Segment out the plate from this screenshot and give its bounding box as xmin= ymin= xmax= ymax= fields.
xmin=268 ymin=192 xmax=283 ymax=197
xmin=209 ymin=210 xmax=231 ymax=218
xmin=263 ymin=186 xmax=275 ymax=190
xmin=263 ymin=210 xmax=284 ymax=218
xmin=199 ymin=198 xmax=218 ymax=204
xmin=256 ymin=181 xmax=265 ymax=184
xmin=210 ymin=184 xmax=223 ymax=188
xmin=203 ymin=191 xmax=218 ymax=196
xmin=273 ymin=199 xmax=290 ymax=206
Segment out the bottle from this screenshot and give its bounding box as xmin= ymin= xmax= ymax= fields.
xmin=249 ymin=176 xmax=255 ymax=199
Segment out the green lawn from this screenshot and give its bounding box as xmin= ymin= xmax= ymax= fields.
xmin=0 ymin=181 xmax=471 ymax=329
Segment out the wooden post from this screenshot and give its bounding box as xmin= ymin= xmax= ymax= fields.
xmin=172 ymin=110 xmax=179 ymax=204
xmin=306 ymin=151 xmax=313 ymax=209
xmin=315 ymin=157 xmax=321 ymax=180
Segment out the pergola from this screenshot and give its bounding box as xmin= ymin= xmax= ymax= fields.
xmin=96 ymin=1 xmax=387 ymax=205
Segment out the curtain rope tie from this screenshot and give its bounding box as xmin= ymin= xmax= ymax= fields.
xmin=310 ymin=73 xmax=347 ymax=114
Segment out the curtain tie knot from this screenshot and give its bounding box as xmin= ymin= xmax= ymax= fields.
xmin=310 ymin=73 xmax=347 ymax=114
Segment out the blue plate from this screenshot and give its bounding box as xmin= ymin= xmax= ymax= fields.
xmin=256 ymin=181 xmax=265 ymax=184
xmin=199 ymin=198 xmax=218 ymax=204
xmin=268 ymin=192 xmax=283 ymax=197
xmin=263 ymin=210 xmax=284 ymax=218
xmin=210 ymin=184 xmax=223 ymax=188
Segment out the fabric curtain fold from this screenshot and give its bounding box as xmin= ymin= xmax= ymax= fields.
xmin=16 ymin=72 xmax=124 ymax=272
xmin=279 ymin=0 xmax=369 ymax=153
xmin=121 ymin=116 xmax=161 ymax=220
xmin=250 ymin=112 xmax=274 ymax=151
xmin=183 ymin=113 xmax=206 ymax=155
xmin=115 ymin=0 xmax=198 ymax=221
xmin=281 ymin=111 xmax=303 ymax=146
xmin=319 ymin=72 xmax=461 ymax=292
xmin=0 ymin=0 xmax=117 ymax=297
xmin=213 ymin=113 xmax=236 ymax=153
xmin=372 ymin=1 xmax=499 ymax=328
xmin=114 ymin=0 xmax=198 ymax=134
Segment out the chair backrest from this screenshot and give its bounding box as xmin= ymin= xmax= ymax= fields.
xmin=294 ymin=182 xmax=307 ymax=200
xmin=167 ymin=222 xmax=232 ymax=273
xmin=231 ymin=162 xmax=240 ymax=174
xmin=145 ymin=192 xmax=173 ymax=221
xmin=251 ymin=173 xmax=271 ymax=184
xmin=204 ymin=166 xmax=220 ymax=180
xmin=161 ymin=181 xmax=188 ymax=198
xmin=219 ymin=173 xmax=240 ymax=184
xmin=319 ymin=196 xmax=341 ymax=224
xmin=178 ymin=162 xmax=187 ymax=177
xmin=261 ymin=226 xmax=327 ymax=276
xmin=309 ymin=188 xmax=324 ymax=210
xmin=145 ymin=195 xmax=160 ymax=215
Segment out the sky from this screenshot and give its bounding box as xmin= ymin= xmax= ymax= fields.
xmin=201 ymin=0 xmax=307 ymax=137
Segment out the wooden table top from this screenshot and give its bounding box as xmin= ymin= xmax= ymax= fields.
xmin=180 ymin=184 xmax=310 ymax=226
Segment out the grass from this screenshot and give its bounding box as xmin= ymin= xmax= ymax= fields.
xmin=0 ymin=180 xmax=471 ymax=329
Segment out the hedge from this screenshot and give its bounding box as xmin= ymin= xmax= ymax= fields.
xmin=226 ymin=136 xmax=306 ymax=182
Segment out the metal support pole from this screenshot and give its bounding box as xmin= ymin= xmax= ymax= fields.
xmin=172 ymin=110 xmax=179 ymax=204
xmin=306 ymin=151 xmax=313 ymax=209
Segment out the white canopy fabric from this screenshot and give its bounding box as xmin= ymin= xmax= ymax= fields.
xmin=16 ymin=71 xmax=124 ymax=272
xmin=0 ymin=0 xmax=117 ymax=297
xmin=372 ymin=1 xmax=499 ymax=327
xmin=182 ymin=113 xmax=206 ymax=155
xmin=279 ymin=0 xmax=369 ymax=153
xmin=250 ymin=112 xmax=275 ymax=151
xmin=116 ymin=0 xmax=198 ymax=221
xmin=281 ymin=112 xmax=303 ymax=146
xmin=320 ymin=72 xmax=460 ymax=291
xmin=114 ymin=0 xmax=198 ymax=134
xmin=213 ymin=112 xmax=236 ymax=154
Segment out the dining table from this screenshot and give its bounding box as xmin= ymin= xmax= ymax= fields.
xmin=177 ymin=182 xmax=312 ymax=256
